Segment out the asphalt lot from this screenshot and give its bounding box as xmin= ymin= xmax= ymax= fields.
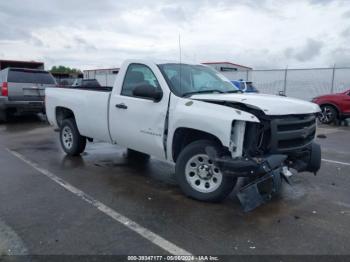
xmin=0 ymin=115 xmax=350 ymax=256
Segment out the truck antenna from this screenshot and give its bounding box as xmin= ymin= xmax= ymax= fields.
xmin=179 ymin=33 xmax=182 ymax=93
xmin=178 ymin=34 xmax=182 ymax=64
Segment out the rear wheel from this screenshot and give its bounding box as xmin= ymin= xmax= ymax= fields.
xmin=175 ymin=140 xmax=237 ymax=202
xmin=319 ymin=105 xmax=338 ymax=124
xmin=60 ymin=118 xmax=86 ymax=156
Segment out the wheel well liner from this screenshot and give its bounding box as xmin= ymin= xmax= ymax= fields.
xmin=56 ymin=107 xmax=75 ymax=127
xmin=172 ymin=128 xmax=222 ymax=162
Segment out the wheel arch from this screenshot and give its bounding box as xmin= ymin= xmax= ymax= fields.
xmin=55 ymin=106 xmax=76 ymax=128
xmin=319 ymin=102 xmax=341 ymax=116
xmin=172 ymin=127 xmax=223 ymax=163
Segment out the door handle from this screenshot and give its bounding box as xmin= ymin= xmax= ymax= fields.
xmin=115 ymin=103 xmax=128 ymax=109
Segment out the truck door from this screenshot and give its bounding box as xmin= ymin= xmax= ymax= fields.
xmin=109 ymin=63 xmax=168 ymax=159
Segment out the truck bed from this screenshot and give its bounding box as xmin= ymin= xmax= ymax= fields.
xmin=45 ymin=87 xmax=112 ymax=142
xmin=60 ymin=86 xmax=113 ymax=92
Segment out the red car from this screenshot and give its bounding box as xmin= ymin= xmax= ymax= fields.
xmin=312 ymin=89 xmax=350 ymax=124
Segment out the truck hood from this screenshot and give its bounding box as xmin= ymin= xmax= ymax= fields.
xmin=190 ymin=93 xmax=321 ymax=116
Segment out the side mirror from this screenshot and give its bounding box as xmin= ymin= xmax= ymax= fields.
xmin=133 ymin=84 xmax=163 ymax=102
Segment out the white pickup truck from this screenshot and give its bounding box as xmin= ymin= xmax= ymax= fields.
xmin=46 ymin=60 xmax=321 ymax=211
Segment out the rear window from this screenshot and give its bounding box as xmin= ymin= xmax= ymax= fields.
xmin=8 ymin=69 xmax=56 ymax=84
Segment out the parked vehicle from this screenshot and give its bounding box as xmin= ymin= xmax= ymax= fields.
xmin=56 ymin=78 xmax=76 ymax=87
xmin=46 ymin=60 xmax=321 ymax=211
xmin=72 ymin=78 xmax=102 ymax=88
xmin=312 ymin=89 xmax=350 ymax=124
xmin=231 ymin=80 xmax=258 ymax=93
xmin=0 ymin=68 xmax=56 ymax=122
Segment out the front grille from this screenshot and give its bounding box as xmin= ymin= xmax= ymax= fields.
xmin=269 ymin=114 xmax=316 ymax=153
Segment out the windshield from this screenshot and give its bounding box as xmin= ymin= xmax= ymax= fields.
xmin=158 ymin=63 xmax=239 ymax=97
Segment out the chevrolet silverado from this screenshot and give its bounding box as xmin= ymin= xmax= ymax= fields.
xmin=46 ymin=60 xmax=322 ymax=211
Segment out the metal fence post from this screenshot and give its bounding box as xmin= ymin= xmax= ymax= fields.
xmin=330 ymin=64 xmax=336 ymax=93
xmin=283 ymin=68 xmax=288 ymax=95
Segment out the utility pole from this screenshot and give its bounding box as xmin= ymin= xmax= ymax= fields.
xmin=283 ymin=66 xmax=288 ymax=96
xmin=330 ymin=64 xmax=336 ymax=93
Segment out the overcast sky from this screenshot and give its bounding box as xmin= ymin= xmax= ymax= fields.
xmin=0 ymin=0 xmax=349 ymax=70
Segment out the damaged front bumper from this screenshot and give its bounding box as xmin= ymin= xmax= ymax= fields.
xmin=206 ymin=142 xmax=321 ymax=212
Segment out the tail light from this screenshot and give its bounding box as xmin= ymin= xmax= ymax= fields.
xmin=1 ymin=82 xmax=8 ymax=96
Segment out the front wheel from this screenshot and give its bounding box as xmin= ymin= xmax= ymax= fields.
xmin=175 ymin=140 xmax=237 ymax=202
xmin=59 ymin=118 xmax=86 ymax=156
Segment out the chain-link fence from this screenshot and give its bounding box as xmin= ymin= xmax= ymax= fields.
xmin=221 ymin=67 xmax=350 ymax=101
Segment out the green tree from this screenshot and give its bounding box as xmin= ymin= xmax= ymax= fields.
xmin=50 ymin=65 xmax=82 ymax=74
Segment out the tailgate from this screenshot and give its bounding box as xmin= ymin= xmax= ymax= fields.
xmin=7 ymin=83 xmax=52 ymax=101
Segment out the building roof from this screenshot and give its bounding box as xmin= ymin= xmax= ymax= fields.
xmin=0 ymin=59 xmax=43 ymax=65
xmin=202 ymin=61 xmax=252 ymax=70
xmin=0 ymin=59 xmax=44 ymax=70
xmin=84 ymin=67 xmax=120 ymax=72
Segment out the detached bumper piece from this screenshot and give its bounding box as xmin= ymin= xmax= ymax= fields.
xmin=232 ymin=155 xmax=286 ymax=212
xmin=206 ymin=143 xmax=321 ymax=212
xmin=237 ymin=169 xmax=282 ymax=212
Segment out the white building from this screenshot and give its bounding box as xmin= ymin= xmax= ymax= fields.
xmin=202 ymin=61 xmax=252 ymax=81
xmin=202 ymin=61 xmax=252 ymax=72
xmin=83 ymin=68 xmax=119 ymax=87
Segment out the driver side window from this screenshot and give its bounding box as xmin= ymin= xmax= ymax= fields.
xmin=121 ymin=64 xmax=160 ymax=97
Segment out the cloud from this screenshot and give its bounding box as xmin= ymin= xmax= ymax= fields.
xmin=331 ymin=48 xmax=350 ymax=66
xmin=30 ymin=36 xmax=44 ymax=47
xmin=0 ymin=0 xmax=348 ymax=69
xmin=342 ymin=10 xmax=350 ymax=18
xmin=161 ymin=6 xmax=187 ymax=23
xmin=342 ymin=27 xmax=350 ymax=37
xmin=308 ymin=0 xmax=335 ymax=4
xmin=285 ymin=39 xmax=324 ymax=62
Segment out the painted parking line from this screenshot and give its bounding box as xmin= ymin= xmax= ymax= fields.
xmin=322 ymin=158 xmax=350 ymax=166
xmin=6 ymin=148 xmax=191 ymax=256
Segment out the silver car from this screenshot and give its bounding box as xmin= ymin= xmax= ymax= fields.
xmin=0 ymin=68 xmax=57 ymax=122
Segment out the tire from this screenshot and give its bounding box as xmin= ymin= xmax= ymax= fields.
xmin=319 ymin=105 xmax=338 ymax=124
xmin=126 ymin=148 xmax=150 ymax=162
xmin=59 ymin=118 xmax=86 ymax=156
xmin=175 ymin=140 xmax=237 ymax=202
